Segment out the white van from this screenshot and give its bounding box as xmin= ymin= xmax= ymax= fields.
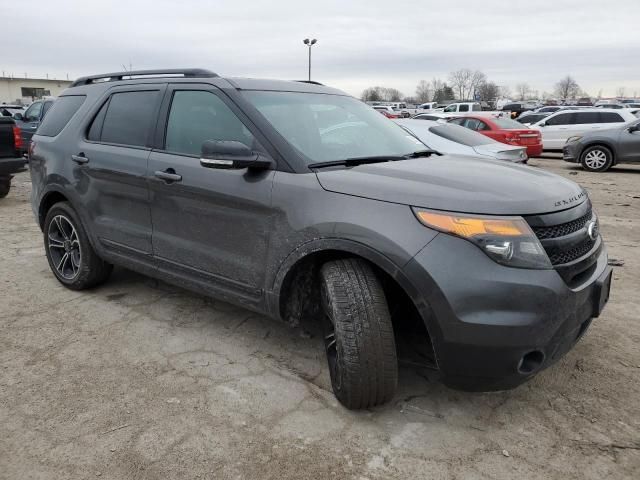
xmin=531 ymin=108 xmax=637 ymax=150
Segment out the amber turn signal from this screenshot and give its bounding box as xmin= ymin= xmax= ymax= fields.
xmin=414 ymin=211 xmax=531 ymax=238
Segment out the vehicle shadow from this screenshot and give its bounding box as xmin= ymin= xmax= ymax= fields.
xmin=103 ymin=267 xmax=517 ymax=419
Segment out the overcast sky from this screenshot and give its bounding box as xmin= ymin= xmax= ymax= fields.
xmin=2 ymin=0 xmax=639 ymax=99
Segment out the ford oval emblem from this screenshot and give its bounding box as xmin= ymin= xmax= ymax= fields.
xmin=587 ymin=221 xmax=597 ymax=241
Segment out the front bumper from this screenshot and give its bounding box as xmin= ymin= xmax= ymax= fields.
xmin=562 ymin=142 xmax=580 ymax=163
xmin=403 ymin=233 xmax=611 ymax=391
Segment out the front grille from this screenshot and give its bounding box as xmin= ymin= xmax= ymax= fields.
xmin=532 ymin=209 xmax=592 ymax=239
xmin=547 ymin=237 xmax=597 ymax=265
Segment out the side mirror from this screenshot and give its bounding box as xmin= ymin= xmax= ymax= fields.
xmin=538 ymin=122 xmax=546 ymax=127
xmin=200 ymin=140 xmax=273 ymax=170
xmin=629 ymin=124 xmax=640 ymax=133
xmin=13 ymin=112 xmax=23 ymax=121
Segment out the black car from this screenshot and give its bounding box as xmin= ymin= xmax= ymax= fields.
xmin=501 ymin=102 xmax=532 ymax=119
xmin=29 ymin=69 xmax=612 ymax=409
xmin=0 ymin=116 xmax=27 ymax=197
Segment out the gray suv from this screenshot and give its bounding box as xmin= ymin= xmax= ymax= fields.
xmin=563 ymin=119 xmax=640 ymax=171
xmin=29 ymin=69 xmax=612 ymax=409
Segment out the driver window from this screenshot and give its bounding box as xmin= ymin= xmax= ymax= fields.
xmin=165 ymin=91 xmax=257 ymax=156
xmin=458 ymin=104 xmax=469 ymax=112
xmin=444 ymin=105 xmax=456 ymax=112
xmin=464 ymin=118 xmax=481 ymax=130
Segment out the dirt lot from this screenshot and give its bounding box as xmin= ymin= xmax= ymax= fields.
xmin=1 ymin=157 xmax=639 ymax=479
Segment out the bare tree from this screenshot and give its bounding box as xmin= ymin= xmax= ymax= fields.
xmin=415 ymin=80 xmax=433 ymax=103
xmin=515 ymin=83 xmax=531 ymax=101
xmin=361 ymin=86 xmax=404 ymax=102
xmin=555 ymin=76 xmax=580 ymax=103
xmin=476 ymin=82 xmax=500 ymax=102
xmin=470 ymin=71 xmax=487 ymax=100
xmin=498 ymin=85 xmax=511 ymax=99
xmin=449 ymin=69 xmax=473 ymax=100
xmin=616 ymin=86 xmax=626 ymax=98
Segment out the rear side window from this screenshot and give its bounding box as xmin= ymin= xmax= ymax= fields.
xmin=458 ymin=104 xmax=469 ymax=112
xmin=37 ymin=96 xmax=86 ymax=136
xmin=573 ymin=112 xmax=600 ymax=124
xmin=472 ymin=103 xmax=481 ymax=111
xmin=599 ymin=112 xmax=624 ymax=123
xmin=88 ymin=91 xmax=158 ymax=147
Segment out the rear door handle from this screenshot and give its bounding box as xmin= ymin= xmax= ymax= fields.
xmin=154 ymin=169 xmax=182 ymax=183
xmin=71 ymin=154 xmax=89 ymax=164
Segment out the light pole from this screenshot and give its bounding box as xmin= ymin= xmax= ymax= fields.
xmin=303 ymin=38 xmax=317 ymax=82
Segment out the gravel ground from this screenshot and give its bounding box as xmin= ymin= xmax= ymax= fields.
xmin=1 ymin=157 xmax=639 ymax=479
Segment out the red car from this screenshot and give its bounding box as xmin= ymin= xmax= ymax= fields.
xmin=448 ymin=115 xmax=543 ymax=157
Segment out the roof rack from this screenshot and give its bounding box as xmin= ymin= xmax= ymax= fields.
xmin=70 ymin=68 xmax=218 ymax=87
xmin=295 ymin=80 xmax=324 ymax=86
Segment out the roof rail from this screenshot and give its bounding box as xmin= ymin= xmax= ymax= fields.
xmin=70 ymin=68 xmax=218 ymax=87
xmin=295 ymin=80 xmax=324 ymax=86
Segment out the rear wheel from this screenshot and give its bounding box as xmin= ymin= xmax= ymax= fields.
xmin=581 ymin=145 xmax=613 ymax=172
xmin=43 ymin=202 xmax=113 ymax=290
xmin=319 ymin=258 xmax=398 ymax=409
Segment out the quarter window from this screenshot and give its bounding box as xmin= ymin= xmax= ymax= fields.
xmin=165 ymin=90 xmax=256 ymax=156
xmin=599 ymin=112 xmax=624 ymax=123
xmin=37 ymin=96 xmax=86 ymax=137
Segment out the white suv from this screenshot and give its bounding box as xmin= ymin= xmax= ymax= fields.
xmin=531 ymin=108 xmax=637 ymax=150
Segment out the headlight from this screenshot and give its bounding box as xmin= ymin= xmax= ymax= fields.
xmin=413 ymin=209 xmax=552 ymax=269
xmin=566 ymin=136 xmax=582 ymax=143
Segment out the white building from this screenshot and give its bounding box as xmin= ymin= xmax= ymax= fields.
xmin=0 ymin=76 xmax=72 ymax=105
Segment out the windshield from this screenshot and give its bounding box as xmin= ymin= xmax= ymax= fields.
xmin=243 ymin=91 xmax=424 ymax=164
xmin=428 ymin=124 xmax=493 ymax=147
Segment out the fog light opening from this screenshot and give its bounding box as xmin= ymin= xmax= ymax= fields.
xmin=518 ymin=350 xmax=545 ymax=375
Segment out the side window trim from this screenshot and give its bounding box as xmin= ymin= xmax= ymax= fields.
xmin=83 ymin=84 xmax=166 ymax=150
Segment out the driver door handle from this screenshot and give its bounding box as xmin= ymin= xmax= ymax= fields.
xmin=71 ymin=154 xmax=89 ymax=164
xmin=154 ymin=169 xmax=182 ymax=183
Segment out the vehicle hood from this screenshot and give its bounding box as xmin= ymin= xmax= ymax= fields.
xmin=315 ymin=155 xmax=587 ymax=215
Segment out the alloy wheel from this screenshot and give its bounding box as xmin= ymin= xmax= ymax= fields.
xmin=47 ymin=215 xmax=81 ymax=280
xmin=584 ymin=149 xmax=608 ymax=170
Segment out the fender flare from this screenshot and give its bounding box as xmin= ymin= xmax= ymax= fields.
xmin=267 ymin=237 xmax=438 ymax=330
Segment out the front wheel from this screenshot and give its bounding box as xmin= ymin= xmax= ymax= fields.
xmin=320 ymin=258 xmax=398 ymax=409
xmin=43 ymin=202 xmax=113 ymax=290
xmin=581 ymin=145 xmax=613 ymax=172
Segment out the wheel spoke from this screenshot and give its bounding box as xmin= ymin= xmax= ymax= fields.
xmin=56 ymin=252 xmax=69 ymax=273
xmin=48 ymin=234 xmax=65 ymax=249
xmin=55 ymin=216 xmax=69 ymax=240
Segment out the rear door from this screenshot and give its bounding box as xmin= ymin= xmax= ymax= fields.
xmin=75 ymin=85 xmax=165 ymax=256
xmin=146 ymin=85 xmax=275 ymax=302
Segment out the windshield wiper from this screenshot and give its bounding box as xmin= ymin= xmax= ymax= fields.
xmin=404 ymin=149 xmax=439 ymax=158
xmin=308 ymin=155 xmax=405 ymax=169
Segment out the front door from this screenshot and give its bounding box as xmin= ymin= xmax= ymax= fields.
xmin=147 ymin=87 xmax=275 ymax=301
xmin=618 ymin=121 xmax=640 ymax=163
xmin=76 ymin=86 xmax=165 ymax=255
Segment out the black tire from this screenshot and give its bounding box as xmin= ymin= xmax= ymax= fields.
xmin=319 ymin=258 xmax=398 ymax=409
xmin=580 ymin=145 xmax=613 ymax=172
xmin=0 ymin=177 xmax=10 ymax=198
xmin=43 ymin=202 xmax=113 ymax=290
